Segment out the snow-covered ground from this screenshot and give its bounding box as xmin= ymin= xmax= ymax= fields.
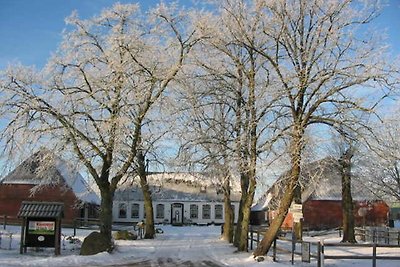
xmin=1 ymin=225 xmax=400 ymax=266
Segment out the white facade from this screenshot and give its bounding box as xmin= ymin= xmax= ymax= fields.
xmin=113 ymin=200 xmax=240 ymax=225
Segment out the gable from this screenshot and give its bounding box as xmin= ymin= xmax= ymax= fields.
xmin=1 ymin=150 xmax=100 ymax=205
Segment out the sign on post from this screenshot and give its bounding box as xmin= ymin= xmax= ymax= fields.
xmin=290 ymin=203 xmax=303 ymax=223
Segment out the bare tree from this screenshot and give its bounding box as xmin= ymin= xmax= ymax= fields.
xmin=253 ymin=0 xmax=396 ymax=256
xmin=0 ymin=3 xmax=194 ymax=251
xmin=359 ymin=115 xmax=400 ymax=202
xmin=176 ymin=0 xmax=284 ymax=251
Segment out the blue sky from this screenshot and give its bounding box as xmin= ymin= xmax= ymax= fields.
xmin=0 ymin=0 xmax=399 ymax=70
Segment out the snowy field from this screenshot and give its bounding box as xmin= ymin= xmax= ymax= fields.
xmin=1 ymin=225 xmax=400 ymax=266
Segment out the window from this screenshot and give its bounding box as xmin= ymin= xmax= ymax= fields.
xmin=131 ymin=203 xmax=139 ymax=219
xmin=215 ymin=204 xmax=223 ymax=220
xmin=190 ymin=204 xmax=198 ymax=219
xmin=202 ymin=204 xmax=211 ymax=219
xmin=156 ymin=204 xmax=165 ymax=219
xmin=118 ymin=203 xmax=127 ymax=218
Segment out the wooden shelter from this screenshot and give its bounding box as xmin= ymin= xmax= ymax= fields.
xmin=18 ymin=201 xmax=64 ymax=255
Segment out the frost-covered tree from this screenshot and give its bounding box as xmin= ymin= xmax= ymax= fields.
xmin=360 ymin=115 xmax=400 ymax=202
xmin=253 ymin=0 xmax=397 ymax=256
xmin=177 ymin=0 xmax=283 ymax=251
xmin=0 ymin=3 xmax=195 ymax=251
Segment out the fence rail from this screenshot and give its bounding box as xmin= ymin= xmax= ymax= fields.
xmin=248 ymin=226 xmax=400 ymax=267
xmin=73 ymin=218 xmax=101 ymax=236
xmin=0 ymin=215 xmax=19 ymax=230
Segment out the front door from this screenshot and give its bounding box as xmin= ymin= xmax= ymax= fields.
xmin=171 ymin=203 xmax=183 ymax=225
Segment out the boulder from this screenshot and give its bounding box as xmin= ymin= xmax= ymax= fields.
xmin=80 ymin=232 xmax=111 ymax=255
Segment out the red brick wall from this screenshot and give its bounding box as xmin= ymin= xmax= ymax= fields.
xmin=0 ymin=183 xmax=81 ymax=225
xmin=269 ymin=199 xmax=389 ymax=230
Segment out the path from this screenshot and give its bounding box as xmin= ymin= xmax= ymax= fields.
xmin=110 ymin=258 xmax=223 ymax=266
xmin=107 ymin=226 xmax=232 ymax=267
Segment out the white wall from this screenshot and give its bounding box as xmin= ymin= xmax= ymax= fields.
xmin=113 ymin=200 xmax=239 ymax=225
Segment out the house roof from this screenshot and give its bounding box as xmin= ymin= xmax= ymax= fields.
xmin=1 ymin=150 xmax=100 ymax=205
xmin=18 ymin=201 xmax=64 ymax=218
xmin=115 ymin=173 xmax=241 ymax=202
xmin=253 ymin=157 xmax=378 ymax=211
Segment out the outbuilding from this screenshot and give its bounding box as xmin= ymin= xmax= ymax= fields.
xmin=253 ymin=157 xmax=389 ymax=229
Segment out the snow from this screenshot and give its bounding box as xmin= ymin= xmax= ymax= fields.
xmin=55 ymin=160 xmax=100 ymax=205
xmin=1 ymin=225 xmax=400 ymax=266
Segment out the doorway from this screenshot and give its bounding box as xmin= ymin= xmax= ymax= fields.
xmin=171 ymin=203 xmax=184 ymax=226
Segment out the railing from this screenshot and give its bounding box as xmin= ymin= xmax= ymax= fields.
xmin=73 ymin=218 xmax=101 ymax=236
xmin=248 ymin=226 xmax=400 ymax=267
xmin=322 ymin=242 xmax=400 ymax=267
xmin=354 ymin=227 xmax=400 ymax=245
xmin=0 ymin=215 xmax=19 ymax=230
xmin=1 ymin=215 xmax=7 ymax=230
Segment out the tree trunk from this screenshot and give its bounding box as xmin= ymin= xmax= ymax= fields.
xmin=341 ymin=148 xmax=356 ymax=243
xmin=138 ymin=151 xmax=155 ymax=239
xmin=222 ymin=174 xmax=234 ymax=243
xmin=222 ymin=197 xmax=234 ymax=243
xmin=234 ymin=173 xmax=257 ymax=251
xmin=99 ymin=185 xmax=115 ymax=251
xmin=253 ymin=172 xmax=298 ymax=256
xmin=293 ymin=184 xmax=303 ymax=241
xmin=234 ymin=197 xmax=244 ymax=247
xmin=254 ymin=129 xmax=303 ymax=256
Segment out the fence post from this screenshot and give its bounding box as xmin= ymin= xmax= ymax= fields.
xmin=372 ymin=229 xmax=376 ymax=243
xmin=291 ymin=237 xmax=295 ymax=265
xmin=250 ymin=230 xmax=254 ymax=250
xmin=273 ymin=238 xmax=277 ymax=262
xmin=317 ymin=241 xmax=321 ymax=267
xmin=73 ymin=219 xmax=77 ymax=237
xmin=398 ymin=232 xmax=400 ymax=246
xmin=2 ymin=216 xmax=6 ymax=230
xmin=386 ymin=229 xmax=390 ymax=244
xmin=320 ymin=240 xmax=325 ymax=267
xmin=372 ymin=243 xmax=376 ymax=267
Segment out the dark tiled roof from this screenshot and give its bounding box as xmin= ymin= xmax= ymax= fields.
xmin=18 ymin=201 xmax=64 ymax=218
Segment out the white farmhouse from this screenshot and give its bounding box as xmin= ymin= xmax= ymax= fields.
xmin=113 ymin=173 xmax=241 ymax=225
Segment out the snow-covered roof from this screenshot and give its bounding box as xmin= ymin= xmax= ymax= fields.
xmin=0 ymin=150 xmax=100 ymax=205
xmin=115 ymin=172 xmax=241 ymax=202
xmin=254 ymin=157 xmax=378 ymax=211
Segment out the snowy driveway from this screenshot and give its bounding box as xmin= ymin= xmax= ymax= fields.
xmin=111 ymin=226 xmax=233 ymax=267
xmin=110 ymin=258 xmax=223 ymax=266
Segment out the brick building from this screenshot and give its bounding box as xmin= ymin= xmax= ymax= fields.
xmin=252 ymin=157 xmax=389 ymax=229
xmin=0 ymin=150 xmax=100 ymax=225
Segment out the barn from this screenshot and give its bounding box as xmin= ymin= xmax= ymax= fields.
xmin=252 ymin=157 xmax=389 ymax=230
xmin=0 ymin=150 xmax=100 ymax=225
xmin=113 ymin=173 xmax=241 ymax=226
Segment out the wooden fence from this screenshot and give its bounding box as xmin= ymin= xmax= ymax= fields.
xmin=0 ymin=215 xmax=18 ymax=230
xmin=354 ymin=227 xmax=400 ymax=245
xmin=248 ymin=226 xmax=400 ymax=267
xmin=1 ymin=215 xmax=7 ymax=230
